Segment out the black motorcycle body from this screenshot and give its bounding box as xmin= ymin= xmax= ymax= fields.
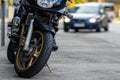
xmin=7 ymin=0 xmax=67 ymax=78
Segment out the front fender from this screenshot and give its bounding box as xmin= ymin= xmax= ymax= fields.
xmin=33 ymin=19 xmax=55 ymax=35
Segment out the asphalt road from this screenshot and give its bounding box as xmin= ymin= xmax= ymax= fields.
xmin=0 ymin=22 xmax=120 ymax=80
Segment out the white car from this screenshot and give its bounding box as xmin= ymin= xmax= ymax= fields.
xmin=102 ymin=2 xmax=115 ymax=22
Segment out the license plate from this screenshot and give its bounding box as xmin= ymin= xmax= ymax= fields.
xmin=74 ymin=23 xmax=85 ymax=27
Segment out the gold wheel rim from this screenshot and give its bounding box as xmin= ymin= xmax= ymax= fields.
xmin=16 ymin=31 xmax=44 ymax=70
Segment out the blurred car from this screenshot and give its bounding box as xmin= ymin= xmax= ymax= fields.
xmin=64 ymin=3 xmax=109 ymax=32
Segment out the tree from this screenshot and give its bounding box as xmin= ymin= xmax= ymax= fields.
xmin=67 ymin=0 xmax=97 ymax=9
xmin=67 ymin=0 xmax=88 ymax=9
xmin=74 ymin=0 xmax=87 ymax=3
xmin=88 ymin=0 xmax=97 ymax=2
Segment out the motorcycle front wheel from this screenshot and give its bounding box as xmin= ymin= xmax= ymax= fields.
xmin=14 ymin=31 xmax=53 ymax=78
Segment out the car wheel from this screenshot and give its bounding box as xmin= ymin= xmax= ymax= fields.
xmin=75 ymin=29 xmax=79 ymax=32
xmin=63 ymin=23 xmax=69 ymax=32
xmin=64 ymin=26 xmax=69 ymax=32
xmin=104 ymin=24 xmax=109 ymax=31
xmin=104 ymin=27 xmax=109 ymax=31
xmin=96 ymin=25 xmax=101 ymax=32
xmin=96 ymin=28 xmax=101 ymax=32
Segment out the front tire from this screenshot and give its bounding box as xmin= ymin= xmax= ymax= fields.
xmin=64 ymin=23 xmax=69 ymax=32
xmin=64 ymin=25 xmax=69 ymax=32
xmin=104 ymin=24 xmax=109 ymax=31
xmin=14 ymin=31 xmax=53 ymax=78
xmin=75 ymin=29 xmax=79 ymax=32
xmin=64 ymin=27 xmax=69 ymax=32
xmin=96 ymin=25 xmax=101 ymax=32
xmin=7 ymin=40 xmax=16 ymax=64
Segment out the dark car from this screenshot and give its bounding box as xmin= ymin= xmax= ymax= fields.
xmin=64 ymin=3 xmax=109 ymax=32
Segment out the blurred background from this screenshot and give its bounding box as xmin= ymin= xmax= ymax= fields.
xmin=0 ymin=0 xmax=120 ymax=20
xmin=67 ymin=0 xmax=120 ymax=18
xmin=1 ymin=1 xmax=120 ymax=79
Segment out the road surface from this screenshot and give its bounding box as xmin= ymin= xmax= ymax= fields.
xmin=0 ymin=22 xmax=120 ymax=80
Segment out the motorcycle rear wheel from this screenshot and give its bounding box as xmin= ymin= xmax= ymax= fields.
xmin=7 ymin=40 xmax=16 ymax=64
xmin=14 ymin=31 xmax=53 ymax=78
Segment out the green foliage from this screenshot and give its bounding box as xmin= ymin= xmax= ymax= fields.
xmin=88 ymin=0 xmax=97 ymax=2
xmin=74 ymin=0 xmax=87 ymax=4
xmin=9 ymin=0 xmax=13 ymax=5
xmin=72 ymin=0 xmax=97 ymax=4
xmin=67 ymin=0 xmax=88 ymax=9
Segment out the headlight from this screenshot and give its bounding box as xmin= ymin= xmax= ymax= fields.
xmin=89 ymin=18 xmax=96 ymax=23
xmin=37 ymin=0 xmax=58 ymax=8
xmin=64 ymin=17 xmax=71 ymax=23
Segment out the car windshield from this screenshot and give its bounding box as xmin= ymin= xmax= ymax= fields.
xmin=77 ymin=6 xmax=100 ymax=14
xmin=69 ymin=7 xmax=79 ymax=13
xmin=69 ymin=6 xmax=99 ymax=14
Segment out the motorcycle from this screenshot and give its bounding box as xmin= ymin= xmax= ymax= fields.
xmin=7 ymin=0 xmax=71 ymax=78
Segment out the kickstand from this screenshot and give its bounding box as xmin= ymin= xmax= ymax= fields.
xmin=46 ymin=63 xmax=53 ymax=73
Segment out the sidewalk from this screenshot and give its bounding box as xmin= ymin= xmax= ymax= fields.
xmin=112 ymin=18 xmax=120 ymax=24
xmin=113 ymin=20 xmax=120 ymax=24
xmin=0 ymin=19 xmax=9 ymax=50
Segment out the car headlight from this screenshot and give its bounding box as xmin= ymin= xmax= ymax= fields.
xmin=89 ymin=18 xmax=97 ymax=23
xmin=64 ymin=17 xmax=71 ymax=23
xmin=37 ymin=0 xmax=58 ymax=8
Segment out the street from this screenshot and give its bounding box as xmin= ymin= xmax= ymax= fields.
xmin=0 ymin=22 xmax=120 ymax=80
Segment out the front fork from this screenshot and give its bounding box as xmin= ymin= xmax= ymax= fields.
xmin=23 ymin=13 xmax=34 ymax=51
